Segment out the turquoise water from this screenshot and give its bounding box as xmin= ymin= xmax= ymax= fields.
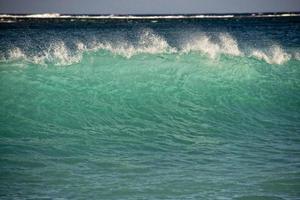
xmin=0 ymin=17 xmax=300 ymax=199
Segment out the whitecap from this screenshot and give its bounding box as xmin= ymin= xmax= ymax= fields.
xmin=251 ymin=45 xmax=291 ymax=65
xmin=1 ymin=31 xmax=297 ymax=66
xmin=181 ymin=33 xmax=242 ymax=58
xmin=76 ymin=30 xmax=176 ymax=58
xmin=8 ymin=48 xmax=26 ymax=60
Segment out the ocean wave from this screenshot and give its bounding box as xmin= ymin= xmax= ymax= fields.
xmin=8 ymin=48 xmax=26 ymax=60
xmin=6 ymin=42 xmax=82 ymax=66
xmin=250 ymin=46 xmax=291 ymax=65
xmin=1 ymin=31 xmax=298 ymax=66
xmin=85 ymin=30 xmax=176 ymax=58
xmin=1 ymin=30 xmax=174 ymax=65
xmin=181 ymin=33 xmax=242 ymax=58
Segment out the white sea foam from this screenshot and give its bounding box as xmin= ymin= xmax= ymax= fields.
xmin=181 ymin=33 xmax=242 ymax=58
xmin=0 ymin=13 xmax=61 ymax=19
xmin=6 ymin=42 xmax=82 ymax=66
xmin=0 ymin=18 xmax=16 ymax=23
xmin=259 ymin=13 xmax=300 ymax=17
xmin=251 ymin=45 xmax=291 ymax=65
xmin=76 ymin=42 xmax=87 ymax=51
xmin=8 ymin=48 xmax=26 ymax=60
xmin=194 ymin=15 xmax=234 ymax=18
xmin=219 ymin=33 xmax=242 ymax=56
xmin=76 ymin=30 xmax=175 ymax=58
xmin=0 ymin=14 xmax=228 ymax=19
xmin=25 ymin=13 xmax=61 ymax=18
xmin=1 ymin=30 xmax=173 ymax=65
xmin=30 ymin=42 xmax=75 ymax=65
xmin=1 ymin=31 xmax=297 ymax=66
xmin=182 ymin=35 xmax=220 ymax=58
xmin=50 ymin=42 xmax=82 ymax=65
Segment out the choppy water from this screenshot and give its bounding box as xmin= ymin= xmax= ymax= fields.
xmin=0 ymin=16 xmax=300 ymax=200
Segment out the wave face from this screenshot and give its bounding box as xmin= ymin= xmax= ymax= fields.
xmin=1 ymin=17 xmax=300 ymax=199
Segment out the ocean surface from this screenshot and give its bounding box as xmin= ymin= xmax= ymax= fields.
xmin=0 ymin=15 xmax=300 ymax=199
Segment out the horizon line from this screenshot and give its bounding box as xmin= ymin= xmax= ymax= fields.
xmin=1 ymin=11 xmax=300 ymax=16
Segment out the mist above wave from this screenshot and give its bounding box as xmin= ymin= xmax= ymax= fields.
xmin=1 ymin=30 xmax=298 ymax=66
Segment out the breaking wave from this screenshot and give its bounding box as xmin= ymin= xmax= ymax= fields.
xmin=1 ymin=30 xmax=298 ymax=66
xmin=86 ymin=30 xmax=176 ymax=58
xmin=181 ymin=33 xmax=242 ymax=58
xmin=250 ymin=46 xmax=291 ymax=65
xmin=6 ymin=43 xmax=82 ymax=66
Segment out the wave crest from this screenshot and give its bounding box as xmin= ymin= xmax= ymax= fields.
xmin=8 ymin=48 xmax=26 ymax=60
xmin=6 ymin=42 xmax=82 ymax=66
xmin=75 ymin=30 xmax=175 ymax=58
xmin=1 ymin=30 xmax=297 ymax=66
xmin=181 ymin=33 xmax=242 ymax=58
xmin=251 ymin=45 xmax=291 ymax=65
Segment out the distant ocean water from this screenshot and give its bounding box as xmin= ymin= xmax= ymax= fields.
xmin=0 ymin=14 xmax=300 ymax=199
